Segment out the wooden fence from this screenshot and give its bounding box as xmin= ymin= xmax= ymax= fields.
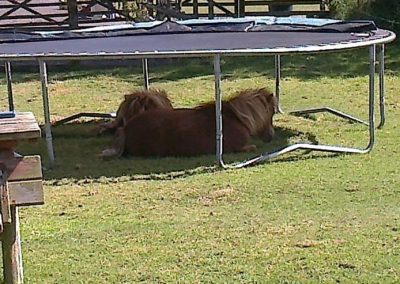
xmin=180 ymin=0 xmax=329 ymax=19
xmin=0 ymin=0 xmax=330 ymax=30
xmin=0 ymin=0 xmax=137 ymax=30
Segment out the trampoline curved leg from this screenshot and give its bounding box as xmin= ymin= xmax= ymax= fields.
xmin=5 ymin=62 xmax=14 ymax=112
xmin=274 ymin=55 xmax=284 ymax=113
xmin=290 ymin=107 xmax=369 ymax=125
xmin=378 ymin=44 xmax=385 ymax=129
xmin=52 ymin=112 xmax=116 ymax=126
xmin=213 ymin=54 xmax=227 ymax=168
xmin=217 ymin=45 xmax=377 ymax=169
xmin=142 ymin=58 xmax=149 ymax=90
xmin=39 ymin=60 xmax=55 ymax=169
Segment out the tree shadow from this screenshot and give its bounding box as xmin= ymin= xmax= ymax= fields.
xmin=16 ymin=121 xmax=324 ymax=182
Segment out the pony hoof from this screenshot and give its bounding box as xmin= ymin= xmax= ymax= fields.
xmin=96 ymin=124 xmax=111 ymax=135
xmin=99 ymin=148 xmax=118 ymax=160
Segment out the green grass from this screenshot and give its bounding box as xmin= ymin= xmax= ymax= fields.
xmin=1 ymin=44 xmax=400 ymax=283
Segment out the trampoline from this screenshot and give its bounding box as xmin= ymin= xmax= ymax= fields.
xmin=0 ymin=17 xmax=396 ymax=168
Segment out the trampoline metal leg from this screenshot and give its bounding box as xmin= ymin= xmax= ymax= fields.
xmin=233 ymin=45 xmax=377 ymax=167
xmin=5 ymin=61 xmax=14 ymax=112
xmin=290 ymin=107 xmax=369 ymax=125
xmin=142 ymin=58 xmax=149 ymax=90
xmin=378 ymin=44 xmax=385 ymax=129
xmin=39 ymin=60 xmax=55 ymax=168
xmin=52 ymin=112 xmax=116 ymax=126
xmin=290 ymin=45 xmax=384 ymax=129
xmin=214 ymin=45 xmax=376 ymax=168
xmin=367 ymin=44 xmax=376 ymax=150
xmin=274 ymin=55 xmax=283 ymax=113
xmin=289 ymin=47 xmax=384 ymax=128
xmin=213 ymin=54 xmax=226 ymax=168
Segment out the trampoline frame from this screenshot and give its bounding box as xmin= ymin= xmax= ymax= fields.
xmin=1 ymin=30 xmax=395 ymax=169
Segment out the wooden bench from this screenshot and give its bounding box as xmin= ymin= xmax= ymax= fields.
xmin=0 ymin=112 xmax=44 ymax=284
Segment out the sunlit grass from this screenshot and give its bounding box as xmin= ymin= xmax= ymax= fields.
xmin=1 ymin=45 xmax=400 ymax=283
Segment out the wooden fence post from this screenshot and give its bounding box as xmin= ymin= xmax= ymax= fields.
xmin=193 ymin=0 xmax=198 ymax=17
xmin=1 ymin=206 xmax=23 ymax=284
xmin=208 ymin=0 xmax=214 ymax=19
xmin=239 ymin=0 xmax=245 ymax=17
xmin=67 ymin=0 xmax=79 ymax=29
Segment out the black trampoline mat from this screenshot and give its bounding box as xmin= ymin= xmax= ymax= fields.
xmin=0 ymin=19 xmax=395 ymax=59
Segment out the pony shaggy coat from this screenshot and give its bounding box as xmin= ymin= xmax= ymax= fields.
xmin=98 ymin=89 xmax=173 ymax=134
xmin=102 ymin=88 xmax=276 ymax=158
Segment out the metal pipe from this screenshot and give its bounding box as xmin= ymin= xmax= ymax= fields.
xmin=213 ymin=54 xmax=225 ymax=167
xmin=274 ymin=55 xmax=283 ymax=113
xmin=366 ymin=44 xmax=376 ymax=151
xmin=230 ymin=45 xmax=378 ymax=168
xmin=290 ymin=106 xmax=369 ymax=125
xmin=5 ymin=62 xmax=14 ymax=111
xmin=235 ymin=143 xmax=375 ymax=168
xmin=142 ymin=58 xmax=149 ymax=90
xmin=39 ymin=60 xmax=55 ymax=168
xmin=378 ymin=44 xmax=385 ymax=129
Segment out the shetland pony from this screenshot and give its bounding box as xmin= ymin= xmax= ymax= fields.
xmin=97 ymin=89 xmax=173 ymax=134
xmin=101 ymin=88 xmax=277 ymax=158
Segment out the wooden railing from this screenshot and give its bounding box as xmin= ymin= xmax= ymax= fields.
xmin=0 ymin=0 xmax=69 ymax=30
xmin=0 ymin=0 xmax=330 ymax=31
xmin=180 ymin=0 xmax=330 ymax=19
xmin=0 ymin=0 xmax=137 ymax=30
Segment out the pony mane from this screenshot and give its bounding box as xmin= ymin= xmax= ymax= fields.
xmin=227 ymin=88 xmax=276 ymax=135
xmin=120 ymin=88 xmax=173 ymax=123
xmin=124 ymin=89 xmax=172 ymax=110
xmin=193 ymin=88 xmax=276 ymax=135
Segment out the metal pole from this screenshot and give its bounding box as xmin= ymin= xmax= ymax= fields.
xmin=274 ymin=55 xmax=283 ymax=113
xmin=234 ymin=45 xmax=379 ymax=167
xmin=213 ymin=54 xmax=224 ymax=167
xmin=142 ymin=58 xmax=149 ymax=90
xmin=39 ymin=60 xmax=55 ymax=168
xmin=366 ymin=44 xmax=376 ymax=150
xmin=5 ymin=62 xmax=14 ymax=112
xmin=378 ymin=44 xmax=385 ymax=129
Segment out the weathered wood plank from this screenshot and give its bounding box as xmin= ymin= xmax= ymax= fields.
xmin=0 ymin=131 xmax=40 ymax=142
xmin=0 ymin=169 xmax=11 ymax=223
xmin=0 ymin=112 xmax=41 ymax=142
xmin=246 ymin=0 xmax=323 ymax=5
xmin=8 ymin=180 xmax=44 ymax=206
xmin=0 ymin=124 xmax=36 ymax=131
xmin=1 ymin=206 xmax=23 ymax=284
xmin=0 ymin=156 xmax=42 ymax=182
xmin=0 ymin=113 xmax=34 ymax=121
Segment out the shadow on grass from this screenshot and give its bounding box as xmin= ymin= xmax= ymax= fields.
xmin=2 ymin=42 xmax=399 ymax=85
xmin=17 ymin=121 xmax=324 ymax=183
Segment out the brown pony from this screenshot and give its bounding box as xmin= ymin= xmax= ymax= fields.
xmin=101 ymin=88 xmax=277 ymax=158
xmin=97 ymin=88 xmax=173 ymax=134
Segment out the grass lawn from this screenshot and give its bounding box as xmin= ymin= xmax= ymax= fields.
xmin=1 ymin=43 xmax=400 ymax=283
